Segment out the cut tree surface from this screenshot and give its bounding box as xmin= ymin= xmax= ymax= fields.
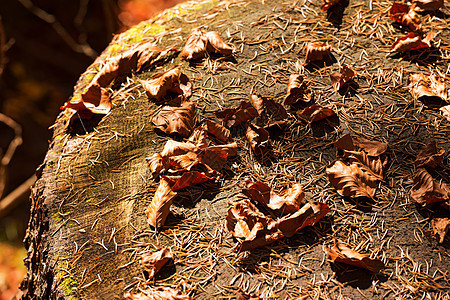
xmin=21 ymin=0 xmax=450 ymax=299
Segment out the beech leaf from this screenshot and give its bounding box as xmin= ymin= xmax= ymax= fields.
xmin=389 ymin=3 xmax=423 ymax=33
xmin=152 ymin=101 xmax=196 ymax=137
xmin=166 ymin=151 xmax=199 ymax=172
xmin=140 ymin=248 xmax=172 ymax=279
xmin=297 ymin=104 xmax=336 ymax=123
xmin=325 ymin=240 xmax=385 ymax=273
xmin=180 ymin=28 xmax=234 ymax=61
xmin=146 ymin=178 xmax=177 ymax=229
xmin=204 ymin=119 xmax=230 ymax=143
xmin=214 ymin=101 xmax=258 ymax=127
xmin=414 ymin=141 xmax=445 ymax=168
xmin=330 ymin=65 xmax=356 ymax=91
xmin=124 ymin=287 xmax=192 ymax=300
xmin=304 ymin=42 xmax=331 ymax=64
xmin=343 ymin=150 xmax=385 ymax=180
xmin=276 ymin=202 xmax=330 ymax=237
xmin=390 ymin=32 xmax=433 ymax=53
xmin=284 ymin=74 xmax=313 ymax=108
xmin=198 ymin=143 xmax=238 ymax=172
xmin=250 ymin=94 xmax=288 ymax=128
xmin=334 ymin=134 xmax=388 ymax=156
xmin=408 ymin=73 xmax=447 ymax=105
xmin=410 ymin=168 xmax=450 ymax=206
xmin=146 ymin=153 xmax=167 ymax=176
xmin=245 ymin=124 xmax=270 ymax=154
xmin=431 ymin=218 xmax=450 ymax=244
xmin=187 ymin=126 xmax=208 ymax=149
xmin=140 ymin=69 xmax=192 ymax=103
xmin=326 ymin=160 xmax=379 ymax=199
xmin=242 ymin=180 xmax=305 ymax=214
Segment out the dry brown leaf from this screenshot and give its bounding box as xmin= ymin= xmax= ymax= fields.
xmin=412 ymin=0 xmax=444 ymax=12
xmin=408 ymin=73 xmax=447 ymax=104
xmin=415 ymin=141 xmax=445 ymax=168
xmin=297 ymin=104 xmax=336 ymax=123
xmin=276 ymin=202 xmax=330 ymax=237
xmin=389 ymin=3 xmax=423 ymax=33
xmin=166 ymin=151 xmax=199 ymax=172
xmin=321 ymin=0 xmax=341 ymax=11
xmin=161 ymin=140 xmax=197 ymax=157
xmin=123 ymin=286 xmax=192 ymax=300
xmin=187 ymin=126 xmax=208 ymax=149
xmin=214 ymin=101 xmax=258 ymax=127
xmin=325 ymin=240 xmax=385 ymax=273
xmin=140 ymin=248 xmax=172 ymax=279
xmin=251 ymin=94 xmax=288 ymax=128
xmin=440 ymin=105 xmax=450 ymax=121
xmin=226 ymin=199 xmax=282 ymax=252
xmin=343 ymin=150 xmax=385 ymax=180
xmin=198 ymin=143 xmax=237 ymax=172
xmin=140 ymin=69 xmax=192 ymax=103
xmin=180 ymin=28 xmax=234 ymax=61
xmin=326 ymin=160 xmax=379 ymax=199
xmin=242 ymin=180 xmax=305 ymax=214
xmin=204 ymin=119 xmax=230 ymax=143
xmin=431 ymin=218 xmax=450 ymax=244
xmin=330 ymin=64 xmax=356 ymax=91
xmin=163 ymin=171 xmax=211 ymax=191
xmin=146 ymin=177 xmax=177 ymax=229
xmin=146 ymin=153 xmax=167 ymax=176
xmin=410 ymin=168 xmax=450 ymax=206
xmin=284 ymin=74 xmax=313 ymax=107
xmin=304 ymin=42 xmax=331 ymax=64
xmin=245 ymin=124 xmax=270 ymax=154
xmin=152 ymin=101 xmax=196 ymax=137
xmin=390 ymin=31 xmax=433 ymax=52
xmin=334 ymin=134 xmax=388 ymax=156
xmin=61 ymin=85 xmax=112 ymax=121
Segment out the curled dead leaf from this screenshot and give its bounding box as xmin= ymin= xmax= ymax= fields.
xmin=326 ymin=160 xmax=379 ymax=199
xmin=187 ymin=126 xmax=208 ymax=149
xmin=412 ymin=0 xmax=444 ymax=12
xmin=245 ymin=124 xmax=270 ymax=154
xmin=251 ymin=94 xmax=288 ymax=128
xmin=276 ymin=202 xmax=330 ymax=237
xmin=390 ymin=32 xmax=433 ymax=53
xmin=334 ymin=134 xmax=388 ymax=156
xmin=180 ymin=28 xmax=234 ymax=61
xmin=146 ymin=153 xmax=167 ymax=176
xmin=140 ymin=248 xmax=172 ymax=279
xmin=330 ymin=65 xmax=356 ymax=91
xmin=408 ymin=73 xmax=447 ymax=105
xmin=140 ymin=69 xmax=192 ymax=103
xmin=226 ymin=199 xmax=282 ymax=252
xmin=123 ymin=286 xmax=192 ymax=300
xmin=343 ymin=150 xmax=385 ymax=180
xmin=321 ymin=0 xmax=341 ymax=11
xmin=414 ymin=141 xmax=445 ymax=168
xmin=204 ymin=119 xmax=230 ymax=143
xmin=410 ymin=168 xmax=450 ymax=206
xmin=325 ymin=240 xmax=385 ymax=273
xmin=389 ymin=3 xmax=423 ymax=33
xmin=166 ymin=151 xmax=199 ymax=172
xmin=297 ymin=104 xmax=336 ymax=123
xmin=146 ymin=177 xmax=177 ymax=229
xmin=214 ymin=101 xmax=258 ymax=127
xmin=284 ymin=74 xmax=312 ymax=108
xmin=431 ymin=218 xmax=450 ymax=244
xmin=152 ymin=101 xmax=196 ymax=137
xmin=304 ymin=42 xmax=331 ymax=64
xmin=161 ymin=140 xmax=197 ymax=157
xmin=198 ymin=143 xmax=237 ymax=172
xmin=242 ymin=180 xmax=305 ymax=214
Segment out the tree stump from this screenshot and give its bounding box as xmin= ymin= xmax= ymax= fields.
xmin=21 ymin=0 xmax=450 ymax=299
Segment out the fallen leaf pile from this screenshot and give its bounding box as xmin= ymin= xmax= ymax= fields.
xmin=325 ymin=240 xmax=385 ymax=273
xmin=180 ymin=28 xmax=234 ymax=61
xmin=61 ymin=43 xmax=177 ymax=125
xmin=226 ymin=197 xmax=330 ymax=251
xmin=326 ymin=134 xmax=388 ymax=199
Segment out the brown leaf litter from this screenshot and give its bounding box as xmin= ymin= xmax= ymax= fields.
xmin=180 ymin=28 xmax=234 ymax=61
xmin=140 ymin=247 xmax=173 ymax=279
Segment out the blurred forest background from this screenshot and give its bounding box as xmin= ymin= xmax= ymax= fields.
xmin=0 ymin=0 xmax=184 ymax=298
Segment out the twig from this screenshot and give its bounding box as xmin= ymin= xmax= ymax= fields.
xmin=0 ymin=174 xmax=36 ymax=219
